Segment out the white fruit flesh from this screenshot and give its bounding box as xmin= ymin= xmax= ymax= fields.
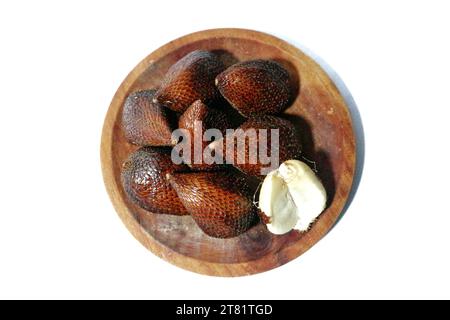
xmin=259 ymin=160 xmax=327 ymax=234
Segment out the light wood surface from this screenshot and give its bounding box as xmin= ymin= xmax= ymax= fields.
xmin=100 ymin=28 xmax=356 ymax=276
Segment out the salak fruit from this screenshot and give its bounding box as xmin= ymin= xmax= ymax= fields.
xmin=216 ymin=60 xmax=293 ymax=117
xmin=122 ymin=89 xmax=176 ymax=146
xmin=153 ymin=50 xmax=225 ymax=113
xmin=121 ymin=146 xmax=189 ymax=215
xmin=167 ymin=169 xmax=259 ymax=238
xmin=208 ymin=115 xmax=302 ymax=177
xmin=177 ymin=100 xmax=230 ymax=171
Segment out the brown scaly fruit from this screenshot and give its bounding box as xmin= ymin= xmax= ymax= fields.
xmin=121 ymin=147 xmax=189 ymax=215
xmin=178 ymin=100 xmax=230 ymax=171
xmin=208 ymin=115 xmax=302 ymax=177
xmin=167 ymin=170 xmax=259 ymax=238
xmin=122 ymin=90 xmax=176 ymax=146
xmin=153 ymin=50 xmax=225 ymax=113
xmin=214 ymin=95 xmax=246 ymax=128
xmin=215 ymin=60 xmax=293 ymax=117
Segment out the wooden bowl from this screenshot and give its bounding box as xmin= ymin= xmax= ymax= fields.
xmin=101 ymin=28 xmax=356 ymax=276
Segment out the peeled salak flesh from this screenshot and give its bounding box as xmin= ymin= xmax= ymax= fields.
xmin=259 ymin=160 xmax=327 ymax=234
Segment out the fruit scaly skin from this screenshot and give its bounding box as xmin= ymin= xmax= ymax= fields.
xmin=167 ymin=170 xmax=259 ymax=238
xmin=232 ymin=115 xmax=302 ymax=177
xmin=121 ymin=147 xmax=189 ymax=215
xmin=207 ymin=116 xmax=302 ymax=177
xmin=178 ymin=100 xmax=230 ymax=171
xmin=122 ymin=90 xmax=176 ymax=146
xmin=153 ymin=50 xmax=225 ymax=113
xmin=216 ymin=60 xmax=293 ymax=117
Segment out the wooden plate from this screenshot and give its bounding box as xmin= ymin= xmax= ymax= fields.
xmin=101 ymin=28 xmax=356 ymax=276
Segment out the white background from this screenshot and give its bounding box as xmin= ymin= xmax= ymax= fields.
xmin=1 ymin=0 xmax=449 ymax=299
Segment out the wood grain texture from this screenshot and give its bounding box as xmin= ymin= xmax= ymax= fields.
xmin=100 ymin=28 xmax=356 ymax=276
